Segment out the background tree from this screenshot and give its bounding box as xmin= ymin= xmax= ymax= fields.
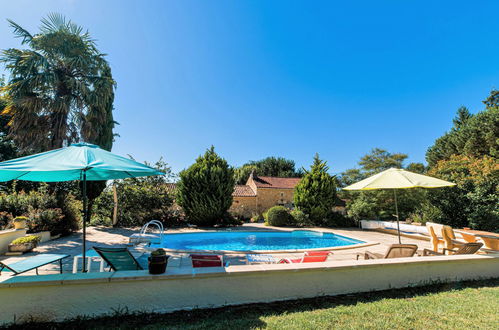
xmin=1 ymin=14 xmax=117 ymax=220
xmin=339 ymin=148 xmax=426 ymax=221
xmin=177 ymin=146 xmax=235 ymax=227
xmin=234 ymin=156 xmax=302 ymax=184
xmin=1 ymin=13 xmax=116 ymax=153
xmin=426 ymin=155 xmax=498 ymax=232
xmin=294 ymin=154 xmax=337 ymax=225
xmin=426 ymin=99 xmax=498 ymax=167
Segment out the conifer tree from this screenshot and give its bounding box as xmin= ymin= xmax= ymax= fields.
xmin=294 ymin=154 xmax=337 ymax=225
xmin=177 ymin=146 xmax=235 ymax=226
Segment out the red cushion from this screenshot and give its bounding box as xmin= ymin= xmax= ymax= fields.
xmin=305 ymin=251 xmax=331 ymax=256
xmin=190 ymin=255 xmax=223 ymax=268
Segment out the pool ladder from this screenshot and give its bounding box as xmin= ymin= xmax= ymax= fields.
xmin=130 ymin=220 xmax=164 ymax=245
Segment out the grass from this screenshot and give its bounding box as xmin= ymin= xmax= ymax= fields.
xmin=4 ymin=279 xmax=499 ymax=329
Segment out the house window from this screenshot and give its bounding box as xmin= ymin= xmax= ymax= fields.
xmin=280 ymin=192 xmax=284 ymax=197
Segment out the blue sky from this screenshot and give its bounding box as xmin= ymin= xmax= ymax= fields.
xmin=1 ymin=1 xmax=498 ymax=175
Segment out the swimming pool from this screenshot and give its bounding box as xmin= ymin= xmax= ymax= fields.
xmin=151 ymin=230 xmax=365 ymax=252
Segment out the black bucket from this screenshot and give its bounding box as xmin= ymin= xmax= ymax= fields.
xmin=148 ymin=255 xmax=168 ymax=274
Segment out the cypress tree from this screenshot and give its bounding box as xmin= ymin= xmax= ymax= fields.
xmin=294 ymin=154 xmax=337 ymax=225
xmin=177 ymin=146 xmax=235 ymax=226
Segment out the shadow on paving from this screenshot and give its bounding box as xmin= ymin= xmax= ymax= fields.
xmin=4 ymin=279 xmax=498 ymax=330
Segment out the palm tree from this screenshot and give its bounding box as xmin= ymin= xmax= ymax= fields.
xmin=1 ymin=13 xmax=116 ymax=153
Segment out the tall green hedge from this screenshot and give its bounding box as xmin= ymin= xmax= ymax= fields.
xmin=294 ymin=154 xmax=337 ymax=225
xmin=177 ymin=146 xmax=235 ymax=226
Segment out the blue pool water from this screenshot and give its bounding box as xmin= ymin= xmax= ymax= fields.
xmin=155 ymin=230 xmax=364 ymax=251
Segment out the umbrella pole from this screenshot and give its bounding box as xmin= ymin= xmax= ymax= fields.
xmin=393 ymin=189 xmax=401 ymax=244
xmin=82 ymin=171 xmax=87 ymax=272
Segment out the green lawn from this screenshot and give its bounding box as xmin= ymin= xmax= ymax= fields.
xmin=8 ymin=279 xmax=499 ymax=330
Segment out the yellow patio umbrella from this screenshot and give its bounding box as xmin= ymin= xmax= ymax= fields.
xmin=343 ymin=168 xmax=456 ymax=243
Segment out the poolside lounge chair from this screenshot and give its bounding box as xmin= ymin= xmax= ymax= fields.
xmin=0 ymin=254 xmax=69 ymax=276
xmin=476 ymin=235 xmax=499 ymax=251
xmin=190 ymin=254 xmax=229 ymax=268
xmin=422 ymin=242 xmax=483 ymax=256
xmin=279 ymin=251 xmax=333 ymax=264
xmin=356 ymin=244 xmax=418 ymax=260
xmin=93 ymin=247 xmax=144 ymax=271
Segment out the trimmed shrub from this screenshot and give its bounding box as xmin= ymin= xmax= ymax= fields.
xmin=290 ymin=209 xmax=313 ymax=227
xmin=11 ymin=235 xmax=41 ymax=245
xmin=177 ymin=146 xmax=235 ymax=227
xmin=265 ymin=206 xmax=294 ymax=227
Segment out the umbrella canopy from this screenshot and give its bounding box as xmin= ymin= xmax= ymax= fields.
xmin=0 ymin=143 xmax=164 ymax=271
xmin=343 ymin=168 xmax=455 ymax=243
xmin=343 ymin=168 xmax=456 ymax=191
xmin=0 ymin=142 xmax=163 ymax=182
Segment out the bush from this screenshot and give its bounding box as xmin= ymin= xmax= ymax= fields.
xmin=265 ymin=206 xmax=294 ymax=227
xmin=10 ymin=235 xmax=41 ymax=245
xmin=294 ymin=154 xmax=337 ymax=225
xmin=427 ymin=155 xmax=498 ymax=232
xmin=322 ymin=211 xmax=356 ymax=227
xmin=0 ymin=185 xmax=81 ymax=234
xmin=92 ymin=159 xmax=178 ymax=228
xmin=177 ymin=146 xmax=235 ymax=227
xmin=290 ymin=209 xmax=313 ymax=227
xmin=27 ymin=208 xmax=64 ymax=234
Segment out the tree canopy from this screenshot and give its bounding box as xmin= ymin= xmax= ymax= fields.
xmin=234 ymin=156 xmax=302 ymax=184
xmin=177 ymin=146 xmax=235 ymax=227
xmin=294 ymin=154 xmax=337 ymax=225
xmin=1 ymin=13 xmax=116 ymax=153
xmin=426 ymin=94 xmax=499 ymax=167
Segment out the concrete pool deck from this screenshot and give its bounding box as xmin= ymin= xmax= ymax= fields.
xmin=0 ymin=223 xmax=434 ymax=275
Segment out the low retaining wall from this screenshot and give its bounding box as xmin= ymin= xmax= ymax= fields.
xmin=0 ymin=254 xmax=498 ymax=324
xmin=0 ymin=229 xmax=27 ymax=255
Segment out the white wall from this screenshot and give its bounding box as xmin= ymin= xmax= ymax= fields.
xmin=0 ymin=254 xmax=498 ymax=325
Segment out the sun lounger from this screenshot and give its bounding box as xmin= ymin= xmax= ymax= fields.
xmin=93 ymin=247 xmax=144 ymax=271
xmin=246 ymin=254 xmax=277 ymax=264
xmin=422 ymin=242 xmax=483 ymax=256
xmin=356 ymin=244 xmax=418 ymax=260
xmin=0 ymin=254 xmax=69 ymax=276
xmin=477 ymin=235 xmax=499 ymax=251
xmin=279 ymin=251 xmax=333 ymax=264
xmin=190 ymin=254 xmax=228 ymax=268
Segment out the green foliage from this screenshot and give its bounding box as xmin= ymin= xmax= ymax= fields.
xmin=177 ymin=147 xmax=235 ymax=227
xmin=151 ymin=248 xmax=166 ymax=256
xmin=359 ymin=148 xmax=407 ymax=175
xmin=27 ymin=208 xmax=64 ymax=233
xmin=427 ymin=155 xmax=498 ymax=232
xmin=0 ymin=184 xmax=81 ymax=234
xmin=1 ymin=14 xmax=116 ymax=153
xmin=234 ymin=157 xmax=302 ymax=185
xmin=290 ymin=209 xmax=312 ymax=227
xmin=294 ymin=154 xmax=337 ymax=225
xmin=10 ymin=235 xmax=41 ymax=245
xmin=408 ymin=200 xmax=443 ymax=225
xmin=426 ymin=104 xmax=499 ymax=167
xmin=265 ymin=206 xmax=294 ymax=227
xmin=339 ymin=149 xmax=426 ymax=222
xmin=92 ymin=158 xmax=177 ymax=227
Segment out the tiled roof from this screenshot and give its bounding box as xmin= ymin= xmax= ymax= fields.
xmin=233 ymin=185 xmax=256 ymax=197
xmin=252 ymin=176 xmax=301 ymax=189
xmin=164 ymin=183 xmax=256 ymax=197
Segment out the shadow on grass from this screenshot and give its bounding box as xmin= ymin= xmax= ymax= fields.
xmin=4 ymin=278 xmax=498 ymax=329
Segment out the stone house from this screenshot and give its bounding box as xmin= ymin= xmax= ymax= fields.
xmin=166 ymin=172 xmax=346 ymax=219
xmin=230 ymin=173 xmax=301 ymax=218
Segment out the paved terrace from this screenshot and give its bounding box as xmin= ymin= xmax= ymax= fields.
xmin=0 ymin=224 xmax=432 ymax=276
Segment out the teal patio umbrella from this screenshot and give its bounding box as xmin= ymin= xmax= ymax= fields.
xmin=0 ymin=142 xmax=164 ymax=271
